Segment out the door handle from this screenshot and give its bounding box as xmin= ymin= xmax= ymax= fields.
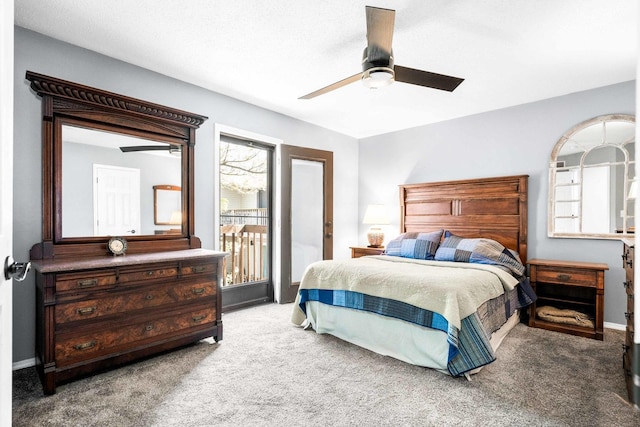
xmin=4 ymin=256 xmax=31 ymax=282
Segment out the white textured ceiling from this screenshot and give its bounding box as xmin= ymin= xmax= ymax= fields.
xmin=14 ymin=0 xmax=638 ymax=139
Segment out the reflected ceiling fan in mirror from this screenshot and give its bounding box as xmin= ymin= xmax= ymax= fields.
xmin=119 ymin=144 xmax=181 ymax=155
xmin=299 ymin=6 xmax=464 ymax=100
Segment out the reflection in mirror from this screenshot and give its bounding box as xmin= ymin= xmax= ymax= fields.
xmin=549 ymin=114 xmax=635 ymax=239
xmin=61 ymin=124 xmax=182 ymax=238
xmin=154 ymin=185 xmax=182 ymax=234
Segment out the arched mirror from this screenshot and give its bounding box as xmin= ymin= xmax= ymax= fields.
xmin=548 ymin=114 xmax=635 ymax=239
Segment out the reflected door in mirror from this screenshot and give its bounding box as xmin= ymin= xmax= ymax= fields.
xmin=93 ymin=165 xmax=140 ymax=236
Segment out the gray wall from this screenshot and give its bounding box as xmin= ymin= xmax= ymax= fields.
xmin=358 ymin=80 xmax=635 ymax=326
xmin=13 ymin=27 xmax=359 ymax=363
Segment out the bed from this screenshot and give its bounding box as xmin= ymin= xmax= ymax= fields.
xmin=291 ymin=175 xmax=536 ymax=377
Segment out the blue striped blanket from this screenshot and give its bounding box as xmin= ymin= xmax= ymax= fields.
xmin=292 ymin=257 xmax=535 ymax=376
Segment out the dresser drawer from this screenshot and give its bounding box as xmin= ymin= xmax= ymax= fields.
xmin=534 ymin=266 xmax=598 ymax=287
xmin=118 ymin=263 xmax=178 ymax=284
xmin=55 ymin=279 xmax=217 ymax=325
xmin=56 ymin=270 xmax=117 ymax=293
xmin=181 ymin=260 xmax=216 ymax=276
xmin=55 ymin=306 xmax=215 ymax=367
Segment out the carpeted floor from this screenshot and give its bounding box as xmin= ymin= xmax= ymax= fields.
xmin=12 ymin=302 xmax=640 ymax=426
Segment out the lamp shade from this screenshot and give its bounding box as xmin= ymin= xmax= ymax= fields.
xmin=363 ymin=204 xmax=389 ymax=248
xmin=362 ymin=204 xmax=390 ymax=225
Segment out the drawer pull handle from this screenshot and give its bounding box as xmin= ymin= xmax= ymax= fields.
xmin=77 ymin=279 xmax=98 ymax=288
xmin=625 ymin=311 xmax=634 ymax=320
xmin=77 ymin=306 xmax=96 ymax=316
xmin=193 ymin=266 xmax=206 ymax=273
xmin=192 ymin=287 xmax=205 ymax=295
xmin=623 ymin=280 xmax=632 ymax=289
xmin=556 ymin=274 xmax=571 ymax=281
xmin=74 ymin=340 xmax=96 ymax=351
xmin=192 ymin=314 xmax=207 ymax=323
xmin=145 ymin=271 xmax=155 ymax=276
xmin=145 ymin=324 xmax=154 ymax=331
xmin=626 ymin=259 xmax=633 ymax=268
xmin=145 ymin=294 xmax=154 ymax=300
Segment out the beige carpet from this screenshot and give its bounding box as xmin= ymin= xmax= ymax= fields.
xmin=12 ymin=302 xmax=640 ymax=426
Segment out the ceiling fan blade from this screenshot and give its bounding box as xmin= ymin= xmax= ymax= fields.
xmin=299 ymin=73 xmax=362 ymax=100
xmin=394 ymin=65 xmax=464 ymax=92
xmin=366 ymin=6 xmax=395 ymax=63
xmin=120 ymin=145 xmax=172 ymax=152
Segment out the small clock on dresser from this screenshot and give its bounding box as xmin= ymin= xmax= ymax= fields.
xmin=107 ymin=236 xmax=128 ymax=256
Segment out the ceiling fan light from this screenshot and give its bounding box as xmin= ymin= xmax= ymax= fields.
xmin=362 ymin=67 xmax=394 ymax=89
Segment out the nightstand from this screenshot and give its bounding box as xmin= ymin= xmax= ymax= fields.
xmin=528 ymin=259 xmax=608 ymax=340
xmin=350 ymin=246 xmax=385 ymax=258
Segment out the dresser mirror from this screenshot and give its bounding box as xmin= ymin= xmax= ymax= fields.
xmin=26 ymin=71 xmax=207 ymax=258
xmin=62 ymin=124 xmax=183 ymax=237
xmin=548 ymin=114 xmax=635 ymax=239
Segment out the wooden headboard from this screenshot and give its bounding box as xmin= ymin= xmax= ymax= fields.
xmin=399 ymin=175 xmax=528 ymax=262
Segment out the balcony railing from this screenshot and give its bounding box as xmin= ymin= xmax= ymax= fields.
xmin=220 ymin=209 xmax=268 ymax=286
xmin=220 ymin=208 xmax=268 ymax=225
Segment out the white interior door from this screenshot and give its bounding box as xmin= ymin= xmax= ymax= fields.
xmin=0 ymin=0 xmax=14 ymax=423
xmin=94 ymin=164 xmax=141 ymax=236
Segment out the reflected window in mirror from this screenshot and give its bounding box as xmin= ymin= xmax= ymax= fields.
xmin=549 ymin=114 xmax=635 ymax=239
xmin=61 ymin=123 xmax=183 ymax=238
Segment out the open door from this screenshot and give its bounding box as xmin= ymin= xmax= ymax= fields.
xmin=280 ymin=145 xmax=333 ymax=303
xmin=0 ymin=1 xmax=14 ymax=422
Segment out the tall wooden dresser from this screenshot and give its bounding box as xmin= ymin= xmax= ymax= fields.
xmin=26 ymin=71 xmax=227 ymax=394
xmin=32 ymin=250 xmax=225 ymax=394
xmin=622 ymin=239 xmax=637 ymax=406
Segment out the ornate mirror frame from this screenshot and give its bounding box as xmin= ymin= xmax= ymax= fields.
xmin=548 ymin=114 xmax=635 ymax=240
xmin=27 ymin=71 xmax=208 ymax=259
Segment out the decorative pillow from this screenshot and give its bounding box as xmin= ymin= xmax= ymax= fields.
xmin=384 ymin=230 xmax=443 ymax=260
xmin=434 ymin=231 xmax=525 ymax=276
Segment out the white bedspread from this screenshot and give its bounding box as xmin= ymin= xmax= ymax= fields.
xmin=291 ymin=256 xmax=519 ymax=330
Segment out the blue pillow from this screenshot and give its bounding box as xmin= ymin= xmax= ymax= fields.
xmin=434 ymin=231 xmax=525 ymax=276
xmin=384 ymin=230 xmax=443 ymax=260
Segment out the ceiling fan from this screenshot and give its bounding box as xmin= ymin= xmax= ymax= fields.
xmin=119 ymin=145 xmax=181 ymax=155
xmin=299 ymin=6 xmax=464 ymax=100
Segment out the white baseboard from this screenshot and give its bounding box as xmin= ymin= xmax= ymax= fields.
xmin=604 ymin=321 xmax=626 ymax=331
xmin=12 ymin=357 xmax=36 ymax=371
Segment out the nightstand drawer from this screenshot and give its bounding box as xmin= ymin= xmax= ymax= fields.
xmin=534 ymin=266 xmax=597 ymax=287
xmin=350 ymin=246 xmax=385 ymax=258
